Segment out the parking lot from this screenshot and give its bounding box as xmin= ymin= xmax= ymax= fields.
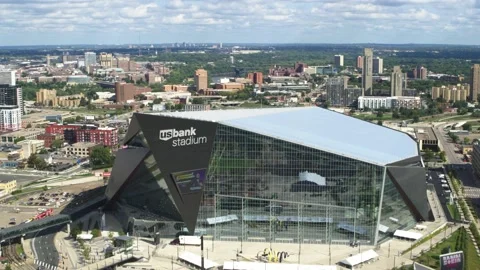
xmin=22 ymin=191 xmax=74 ymax=208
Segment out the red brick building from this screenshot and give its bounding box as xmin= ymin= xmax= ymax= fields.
xmin=37 ymin=133 xmax=64 ymax=148
xmin=44 ymin=123 xmax=118 ymax=147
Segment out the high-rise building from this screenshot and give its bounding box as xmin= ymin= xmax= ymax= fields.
xmin=391 ymin=66 xmax=403 ymax=97
xmin=334 ymin=55 xmax=344 ymax=67
xmin=0 ymin=106 xmax=21 ymax=132
xmin=373 ymin=57 xmax=383 ymax=74
xmin=0 ymin=84 xmax=22 ymax=113
xmin=248 ymin=72 xmax=263 ymax=85
xmin=470 ymin=64 xmax=480 ymax=102
xmin=194 ymin=69 xmax=208 ymax=91
xmin=99 ymin=52 xmax=113 ymax=68
xmin=356 ymin=56 xmax=364 ymax=70
xmin=0 ymin=70 xmax=16 ymax=86
xmin=432 ymin=84 xmax=470 ymax=102
xmin=413 ymin=66 xmax=428 ymax=80
xmin=84 ymin=52 xmax=96 ymax=74
xmin=362 ymin=48 xmax=373 ymax=96
xmin=326 ymin=76 xmax=349 ymax=106
xmin=46 ymin=54 xmax=51 ymax=66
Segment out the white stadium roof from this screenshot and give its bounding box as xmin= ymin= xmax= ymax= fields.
xmin=158 ymin=107 xmax=419 ymax=166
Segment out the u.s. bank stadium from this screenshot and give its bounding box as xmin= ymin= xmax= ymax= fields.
xmin=104 ymin=107 xmax=433 ymax=246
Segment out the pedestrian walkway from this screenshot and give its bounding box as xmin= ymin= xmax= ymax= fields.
xmin=54 ymin=230 xmax=78 ymax=270
xmin=34 ymin=259 xmax=59 ymax=270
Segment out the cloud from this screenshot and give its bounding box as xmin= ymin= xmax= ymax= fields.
xmin=0 ymin=0 xmax=479 ymax=44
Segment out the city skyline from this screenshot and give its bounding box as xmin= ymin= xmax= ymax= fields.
xmin=1 ymin=0 xmax=480 ymax=46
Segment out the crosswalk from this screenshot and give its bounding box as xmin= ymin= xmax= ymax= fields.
xmin=34 ymin=259 xmax=58 ymax=270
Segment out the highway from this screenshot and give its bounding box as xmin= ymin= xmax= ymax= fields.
xmin=32 ymin=226 xmax=62 ymax=270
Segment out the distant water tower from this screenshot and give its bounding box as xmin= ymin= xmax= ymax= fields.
xmin=230 ymin=56 xmax=234 ymax=64
xmin=155 ymin=50 xmax=158 ymax=56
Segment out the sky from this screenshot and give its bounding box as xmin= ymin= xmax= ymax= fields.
xmin=1 ymin=0 xmax=480 ymax=46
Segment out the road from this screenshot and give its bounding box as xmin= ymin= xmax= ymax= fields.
xmin=432 ymin=123 xmax=464 ymax=164
xmin=0 ymin=173 xmax=45 ymax=184
xmin=32 ymin=226 xmax=62 ymax=270
xmin=427 ymin=169 xmax=455 ymax=221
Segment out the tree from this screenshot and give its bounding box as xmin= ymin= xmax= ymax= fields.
xmin=153 ymin=98 xmax=163 ymax=104
xmin=26 ymin=123 xmax=32 ymax=128
xmin=376 ymin=111 xmax=384 ymax=118
xmin=89 ymin=146 xmax=114 ymax=168
xmin=413 ymin=115 xmax=420 ymax=123
xmin=51 ymin=139 xmax=63 ymax=149
xmin=14 ymin=136 xmax=26 ymax=144
xmin=464 ymin=137 xmax=471 ymax=145
xmin=91 ymin=228 xmax=101 ymax=238
xmin=463 ymin=123 xmax=472 ymax=131
xmin=377 ymin=120 xmax=383 ymax=126
xmin=424 ymin=149 xmax=435 ymax=161
xmin=439 ymin=151 xmax=447 ymax=162
xmin=39 ymin=149 xmax=48 ymax=154
xmin=63 ymin=117 xmax=75 ymax=124
xmin=191 ymin=98 xmax=205 ymax=104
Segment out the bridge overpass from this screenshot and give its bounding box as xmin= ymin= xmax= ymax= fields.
xmin=77 ymin=253 xmax=136 ymax=270
xmin=0 ymin=196 xmax=106 ymax=242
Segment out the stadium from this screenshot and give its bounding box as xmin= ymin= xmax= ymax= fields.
xmin=104 ymin=107 xmax=432 ymax=246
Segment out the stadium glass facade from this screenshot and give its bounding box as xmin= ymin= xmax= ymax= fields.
xmin=105 ymin=109 xmax=431 ymax=246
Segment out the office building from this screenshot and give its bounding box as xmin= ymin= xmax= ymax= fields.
xmin=1 ymin=128 xmax=44 ymax=143
xmin=325 ymin=76 xmax=349 ymax=106
xmin=334 ymin=55 xmax=344 ymax=67
xmin=0 ymin=180 xmax=17 ymax=194
xmin=0 ymin=70 xmax=16 ymax=86
xmin=0 ymin=84 xmax=23 ymax=115
xmin=358 ymin=96 xmax=421 ymax=110
xmin=470 ymin=64 xmax=480 ymax=102
xmin=373 ymin=57 xmax=383 ymax=74
xmin=105 ymin=107 xmax=431 ymax=246
xmin=391 ymin=66 xmax=403 ymax=97
xmin=432 ymin=84 xmax=470 ymax=102
xmin=66 ymin=142 xmax=100 ymax=157
xmin=84 ymin=52 xmax=96 ymax=74
xmin=17 ymin=140 xmax=45 ymax=159
xmin=99 ymin=53 xmax=113 ymax=68
xmin=362 ymin=48 xmax=373 ymax=95
xmin=194 ymin=69 xmax=208 ymax=91
xmin=356 ymin=56 xmax=363 ymax=70
xmin=0 ymin=106 xmax=22 ymax=132
xmin=114 ymin=82 xmax=151 ymax=103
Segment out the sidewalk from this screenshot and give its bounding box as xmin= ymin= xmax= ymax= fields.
xmin=54 ymin=230 xmax=79 ymax=269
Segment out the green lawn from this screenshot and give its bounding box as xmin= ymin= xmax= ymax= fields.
xmin=415 ymin=227 xmax=480 ymax=270
xmin=447 ymin=204 xmax=461 ymax=220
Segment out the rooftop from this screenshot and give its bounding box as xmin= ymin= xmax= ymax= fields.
xmin=70 ymin=142 xmax=99 ymax=148
xmin=156 ymin=107 xmax=419 ymax=166
xmin=1 ymin=128 xmax=44 ymax=137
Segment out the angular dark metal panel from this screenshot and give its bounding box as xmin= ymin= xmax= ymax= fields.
xmin=387 ymin=155 xmax=422 ymax=167
xmin=122 ymin=114 xmax=141 ymax=145
xmin=387 ymin=166 xmax=433 ymax=221
xmin=105 ymin=147 xmax=150 ymax=200
xmin=135 ymin=113 xmax=218 ymax=233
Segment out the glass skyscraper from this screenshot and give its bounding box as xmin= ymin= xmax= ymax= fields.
xmin=105 ymin=107 xmax=432 ymax=246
